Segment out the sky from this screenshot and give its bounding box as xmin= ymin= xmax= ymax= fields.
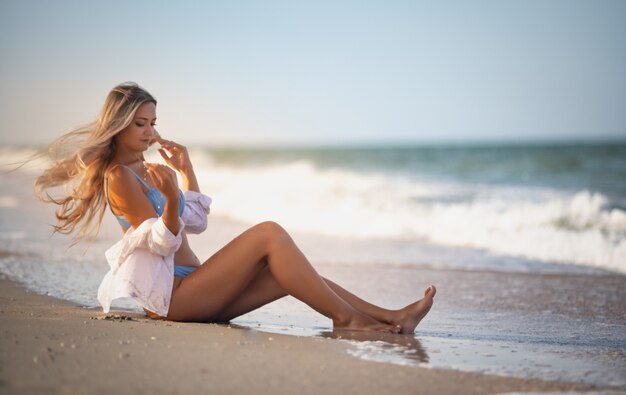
xmin=0 ymin=0 xmax=625 ymax=147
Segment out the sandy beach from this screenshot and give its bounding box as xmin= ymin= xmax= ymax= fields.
xmin=2 ymin=274 xmax=624 ymax=395
xmin=1 ymin=164 xmax=625 ymax=394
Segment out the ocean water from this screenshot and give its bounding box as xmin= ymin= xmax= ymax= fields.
xmin=1 ymin=142 xmax=625 ymax=289
xmin=0 ymin=142 xmax=625 ymax=386
xmin=191 ymin=142 xmax=626 ymax=274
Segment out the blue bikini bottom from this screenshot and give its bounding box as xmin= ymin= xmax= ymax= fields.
xmin=174 ymin=265 xmax=196 ymax=278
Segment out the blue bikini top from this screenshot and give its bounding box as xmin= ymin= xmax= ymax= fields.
xmin=105 ymin=165 xmax=185 ymax=229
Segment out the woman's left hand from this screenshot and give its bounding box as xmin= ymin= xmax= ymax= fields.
xmin=154 ymin=136 xmax=193 ymax=173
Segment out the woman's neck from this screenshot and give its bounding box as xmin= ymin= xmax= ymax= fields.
xmin=112 ymin=149 xmax=145 ymax=167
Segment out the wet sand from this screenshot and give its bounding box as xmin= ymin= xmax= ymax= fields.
xmin=1 ymin=276 xmax=621 ymax=395
xmin=232 ymin=263 xmax=626 ymax=386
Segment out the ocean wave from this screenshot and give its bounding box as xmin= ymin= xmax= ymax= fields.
xmin=190 ymin=150 xmax=626 ymax=274
xmin=2 ymin=145 xmax=623 ymax=274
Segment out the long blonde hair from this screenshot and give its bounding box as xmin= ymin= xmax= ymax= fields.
xmin=34 ymin=82 xmax=156 ymax=245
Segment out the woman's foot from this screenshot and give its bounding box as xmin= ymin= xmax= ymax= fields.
xmin=334 ymin=312 xmax=401 ymax=333
xmin=394 ymin=285 xmax=436 ymax=334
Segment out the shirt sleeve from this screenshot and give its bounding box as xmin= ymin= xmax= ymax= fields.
xmin=181 ymin=190 xmax=212 ymax=234
xmin=107 ymin=216 xmax=185 ymax=268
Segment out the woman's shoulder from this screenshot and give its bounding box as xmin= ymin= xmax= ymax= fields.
xmin=105 ymin=164 xmax=143 ymax=193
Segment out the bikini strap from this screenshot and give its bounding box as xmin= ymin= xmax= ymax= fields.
xmin=117 ymin=164 xmax=152 ymax=190
xmin=104 ymin=164 xmax=151 ymax=212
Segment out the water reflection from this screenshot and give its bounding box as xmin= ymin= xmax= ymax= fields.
xmin=232 ymin=318 xmax=431 ymax=366
xmin=320 ymin=331 xmax=429 ymax=365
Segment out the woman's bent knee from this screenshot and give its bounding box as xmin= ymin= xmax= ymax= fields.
xmin=254 ymin=221 xmax=290 ymax=244
xmin=255 ymin=220 xmax=284 ymax=233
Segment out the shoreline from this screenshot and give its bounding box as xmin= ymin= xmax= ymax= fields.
xmin=1 ymin=275 xmax=619 ymax=395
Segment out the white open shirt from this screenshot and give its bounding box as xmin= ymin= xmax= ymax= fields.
xmin=97 ymin=190 xmax=212 ymax=317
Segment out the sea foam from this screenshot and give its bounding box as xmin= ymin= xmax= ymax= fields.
xmin=2 ymin=145 xmax=623 ymax=274
xmin=189 ymin=151 xmax=626 ymax=274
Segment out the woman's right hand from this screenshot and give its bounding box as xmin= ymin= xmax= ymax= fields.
xmin=154 ymin=136 xmax=193 ymax=174
xmin=143 ymin=162 xmax=179 ymax=200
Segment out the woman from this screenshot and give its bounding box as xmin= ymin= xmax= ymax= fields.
xmin=35 ymin=82 xmax=436 ymax=333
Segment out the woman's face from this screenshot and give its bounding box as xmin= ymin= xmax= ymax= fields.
xmin=116 ymin=102 xmax=158 ymax=152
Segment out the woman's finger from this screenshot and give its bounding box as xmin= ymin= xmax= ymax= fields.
xmin=156 ymin=136 xmax=184 ymax=149
xmin=144 ymin=161 xmax=166 ymax=171
xmin=155 ymin=136 xmax=174 ymax=147
xmin=145 ymin=167 xmax=160 ymax=187
xmin=158 ymin=148 xmax=172 ymax=163
xmin=146 ymin=169 xmax=158 ymax=186
xmin=158 ymin=164 xmax=176 ymax=181
xmin=146 ymin=163 xmax=165 ymax=177
xmin=145 ymin=162 xmax=176 ymax=184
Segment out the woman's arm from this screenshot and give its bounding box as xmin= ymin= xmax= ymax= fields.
xmin=107 ymin=165 xmax=162 ymax=227
xmin=153 ymin=136 xmax=211 ymax=234
xmin=108 ymin=164 xmax=181 ymax=235
xmin=180 ymin=167 xmax=200 ymax=193
xmin=144 ymin=162 xmax=181 ymax=235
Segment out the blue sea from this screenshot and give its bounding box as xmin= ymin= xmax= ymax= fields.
xmin=1 ymin=140 xmax=625 ymax=301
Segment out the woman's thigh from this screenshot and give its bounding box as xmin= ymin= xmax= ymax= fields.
xmin=212 ymin=265 xmax=287 ymax=322
xmin=167 ymin=222 xmax=277 ymax=321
